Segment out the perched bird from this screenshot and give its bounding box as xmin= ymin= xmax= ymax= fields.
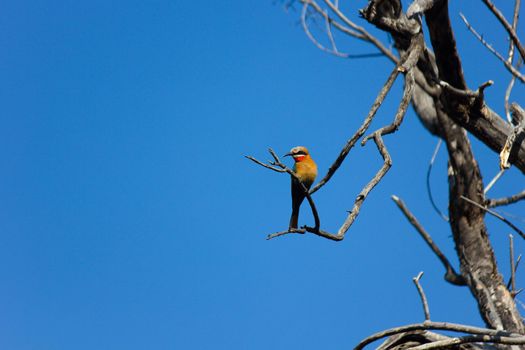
xmin=284 ymin=146 xmax=318 ymax=229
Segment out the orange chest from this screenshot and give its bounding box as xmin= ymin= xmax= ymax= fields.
xmin=293 ymin=159 xmax=318 ymax=184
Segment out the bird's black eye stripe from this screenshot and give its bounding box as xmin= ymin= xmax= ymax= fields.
xmin=295 ymin=150 xmax=307 ymax=155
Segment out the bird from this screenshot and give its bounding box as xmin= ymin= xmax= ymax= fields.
xmin=284 ymin=146 xmax=318 ymax=229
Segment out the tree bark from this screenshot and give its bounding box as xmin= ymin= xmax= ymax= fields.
xmin=362 ymin=0 xmax=525 ymax=335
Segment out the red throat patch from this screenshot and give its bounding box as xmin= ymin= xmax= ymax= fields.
xmin=293 ymin=155 xmax=306 ymax=162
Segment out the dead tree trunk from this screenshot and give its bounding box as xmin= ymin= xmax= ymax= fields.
xmin=251 ymin=0 xmax=525 ymax=347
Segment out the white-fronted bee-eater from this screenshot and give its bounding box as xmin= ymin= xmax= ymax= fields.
xmin=284 ymin=146 xmax=318 ymax=229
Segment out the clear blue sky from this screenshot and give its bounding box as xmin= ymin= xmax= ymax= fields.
xmin=1 ymin=1 xmax=524 ymax=349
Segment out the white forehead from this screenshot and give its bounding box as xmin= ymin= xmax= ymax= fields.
xmin=290 ymin=146 xmax=306 ymax=153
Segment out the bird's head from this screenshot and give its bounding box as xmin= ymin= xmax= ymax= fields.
xmin=284 ymin=146 xmax=310 ymax=162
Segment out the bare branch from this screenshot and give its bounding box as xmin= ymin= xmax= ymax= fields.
xmin=298 ymin=0 xmax=397 ymax=59
xmin=426 ymin=140 xmax=449 ymax=221
xmin=482 ymin=0 xmax=525 ymax=61
xmin=362 ymin=62 xmax=417 ymax=144
xmin=337 ymin=133 xmax=392 ymax=234
xmin=506 ymin=235 xmax=523 ymax=297
xmin=245 ymin=155 xmax=287 ymax=173
xmin=505 ymin=65 xmax=519 ymax=123
xmin=487 ymin=189 xmax=525 ymax=208
xmin=510 ymin=234 xmax=517 ymax=295
xmin=322 ymin=0 xmax=399 ymax=62
xmin=268 ymin=223 xmax=346 ymax=241
xmin=413 ymin=272 xmax=431 ymax=321
xmin=313 ymin=34 xmax=421 ymax=239
xmin=309 ymin=65 xmax=402 ymax=194
xmin=301 ymin=2 xmax=350 ymax=58
xmin=460 ymin=195 xmax=525 ymax=240
xmin=392 ymin=195 xmax=465 ymax=285
xmin=505 ymin=0 xmax=521 ymax=123
xmin=324 ymin=7 xmax=338 ymax=52
xmin=354 ymin=321 xmax=521 ymax=350
xmin=484 ymin=169 xmax=505 ymax=194
xmin=460 ymin=13 xmax=525 ymax=82
xmin=302 ymin=0 xmax=366 ymax=39
xmin=508 ymin=0 xmax=522 ymax=62
xmin=439 ymin=79 xmax=493 ymax=99
xmin=408 ymin=334 xmax=525 ymax=350
xmin=267 ymin=228 xmax=306 ymax=240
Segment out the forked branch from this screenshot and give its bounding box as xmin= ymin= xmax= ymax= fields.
xmin=248 ymin=50 xmax=418 ymax=240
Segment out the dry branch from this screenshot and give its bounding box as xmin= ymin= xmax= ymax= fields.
xmin=460 ymin=13 xmax=525 ymax=82
xmin=413 ymin=272 xmax=431 ymax=321
xmin=392 ymin=195 xmax=465 ymax=285
xmin=487 ymin=189 xmax=525 ymax=208
xmin=310 ymin=66 xmax=401 ymax=194
xmin=481 ymin=0 xmax=525 ymax=61
xmin=274 ymin=0 xmax=525 ymax=347
xmin=354 ymin=321 xmax=523 ymax=350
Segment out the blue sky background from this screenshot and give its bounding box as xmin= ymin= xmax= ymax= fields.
xmin=1 ymin=1 xmax=524 ymax=349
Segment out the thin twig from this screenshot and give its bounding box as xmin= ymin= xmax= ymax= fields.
xmin=504 ymin=60 xmax=522 ymax=123
xmin=324 ymin=8 xmax=338 ymax=52
xmin=301 ymin=2 xmax=350 ymax=58
xmin=267 ymin=228 xmax=305 ymax=240
xmin=309 ymin=65 xmax=402 ymax=194
xmin=321 ymin=0 xmax=398 ymax=63
xmin=482 ymin=0 xmax=525 ymax=61
xmin=506 ymin=235 xmax=523 ymax=296
xmin=337 ymin=133 xmax=392 ymax=233
xmin=460 ymin=195 xmax=525 ymax=240
xmin=426 ymin=139 xmax=449 ymax=221
xmin=460 ymin=13 xmax=525 ymax=82
xmin=508 ymin=0 xmax=521 ymax=62
xmin=245 ymin=155 xmax=286 ymax=173
xmin=392 ymin=195 xmax=465 ymax=285
xmin=504 ymin=0 xmax=521 ymax=122
xmin=487 ymin=189 xmax=525 ymax=208
xmin=301 ymin=0 xmax=364 ymax=39
xmin=362 ymin=67 xmax=416 ymax=144
xmin=484 ymin=169 xmax=505 ymax=194
xmin=413 ymin=272 xmax=431 ymax=321
xmin=510 ymin=234 xmax=516 ymax=294
xmin=505 ymin=75 xmax=518 ymax=123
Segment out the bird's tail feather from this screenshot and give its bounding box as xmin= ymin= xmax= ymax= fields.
xmin=289 ymin=206 xmax=299 ymax=229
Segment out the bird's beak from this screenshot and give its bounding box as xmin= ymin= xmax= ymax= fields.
xmin=283 ymin=152 xmax=292 ymax=157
